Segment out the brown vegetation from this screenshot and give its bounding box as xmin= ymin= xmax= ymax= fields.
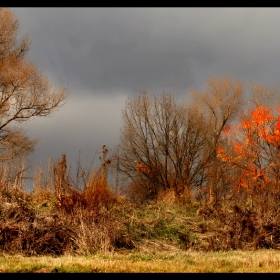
xmin=0 ymin=8 xmax=67 ymax=163
xmin=0 ymin=152 xmax=280 ymax=256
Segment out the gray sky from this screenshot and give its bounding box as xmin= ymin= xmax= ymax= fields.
xmin=10 ymin=7 xmax=280 ymax=188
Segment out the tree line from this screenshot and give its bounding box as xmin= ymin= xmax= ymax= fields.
xmin=109 ymin=77 xmax=280 ymax=207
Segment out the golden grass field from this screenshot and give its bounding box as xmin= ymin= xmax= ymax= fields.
xmin=1 ymin=249 xmax=280 ymax=273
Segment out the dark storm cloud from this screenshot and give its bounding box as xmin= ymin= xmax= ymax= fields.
xmin=14 ymin=8 xmax=280 ymax=96
xmin=12 ymin=8 xmax=280 ymax=96
xmin=12 ymin=8 xmax=196 ymax=95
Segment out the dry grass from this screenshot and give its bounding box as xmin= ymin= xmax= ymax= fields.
xmin=1 ymin=154 xmax=280 ymax=272
xmin=1 ymin=250 xmax=280 ymax=272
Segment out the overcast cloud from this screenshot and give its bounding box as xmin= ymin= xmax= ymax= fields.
xmin=9 ymin=7 xmax=280 ymax=188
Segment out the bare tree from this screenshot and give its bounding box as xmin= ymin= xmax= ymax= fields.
xmin=190 ymin=75 xmax=244 ymax=205
xmin=112 ymin=91 xmax=209 ymax=203
xmin=0 ymin=8 xmax=67 ymax=162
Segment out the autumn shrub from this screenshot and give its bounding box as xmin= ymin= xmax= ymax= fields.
xmin=217 ymin=105 xmax=280 ymax=207
xmin=0 ymin=200 xmax=77 ymax=256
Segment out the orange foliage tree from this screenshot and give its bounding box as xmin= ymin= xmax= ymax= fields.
xmin=217 ymin=105 xmax=280 ymax=206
